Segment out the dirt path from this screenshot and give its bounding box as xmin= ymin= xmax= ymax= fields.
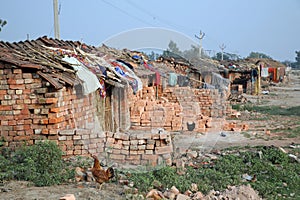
xmin=173 ymin=70 xmax=300 ymax=154
xmin=0 ymin=181 xmax=125 ymax=200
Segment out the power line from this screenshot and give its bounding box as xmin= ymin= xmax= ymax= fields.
xmin=125 ymin=0 xmax=197 ymax=32
xmin=101 ymin=0 xmax=156 ymax=26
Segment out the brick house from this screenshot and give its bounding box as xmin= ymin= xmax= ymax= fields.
xmin=219 ymin=58 xmax=287 ymax=95
xmin=0 ymin=37 xmax=234 ymax=166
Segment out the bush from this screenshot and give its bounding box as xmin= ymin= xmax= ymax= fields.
xmin=126 ymin=146 xmax=300 ymax=199
xmin=0 ymin=141 xmax=74 ymax=186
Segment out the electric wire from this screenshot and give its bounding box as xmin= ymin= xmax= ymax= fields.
xmin=100 ymin=0 xmax=156 ymax=27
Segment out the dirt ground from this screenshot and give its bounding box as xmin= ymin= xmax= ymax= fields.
xmin=1 ymin=70 xmax=299 ymax=200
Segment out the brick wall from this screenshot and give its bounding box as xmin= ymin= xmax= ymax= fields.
xmin=0 ymin=65 xmax=174 ymax=166
xmin=128 ymin=84 xmax=231 ymax=132
xmin=0 ymin=66 xmax=104 ymax=156
xmin=103 ymin=129 xmax=173 ymax=166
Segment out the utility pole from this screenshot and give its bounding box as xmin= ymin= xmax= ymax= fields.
xmin=195 ymin=30 xmax=205 ymax=58
xmin=53 ymin=0 xmax=60 ymax=39
xmin=219 ymin=43 xmax=226 ymax=60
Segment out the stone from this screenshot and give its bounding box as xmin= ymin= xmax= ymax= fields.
xmin=192 ymin=192 xmax=204 ymax=200
xmin=191 ymin=183 xmax=198 ymax=192
xmin=86 ymin=171 xmax=94 ymax=182
xmin=186 ymin=151 xmax=198 ymax=159
xmin=176 ymin=193 xmax=190 ymax=200
xmin=75 ymin=167 xmax=85 ymax=182
xmin=146 ymin=189 xmax=163 ymax=200
xmin=170 ymin=186 xmax=180 ymax=195
xmin=164 ymin=191 xmax=176 ymax=200
xmin=59 ymin=194 xmax=76 ymax=200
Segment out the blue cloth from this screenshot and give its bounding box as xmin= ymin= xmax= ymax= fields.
xmin=168 ymin=73 xmax=178 ymax=86
xmin=115 ymin=66 xmax=126 ymax=76
xmin=132 ymin=55 xmax=141 ymax=60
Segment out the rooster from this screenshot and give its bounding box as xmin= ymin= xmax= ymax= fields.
xmin=91 ymin=155 xmax=114 ymax=189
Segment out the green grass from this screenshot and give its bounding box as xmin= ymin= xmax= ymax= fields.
xmin=233 ymin=104 xmax=300 ymax=117
xmin=286 ymin=126 xmax=300 ymax=138
xmin=125 ymin=146 xmax=300 ymax=199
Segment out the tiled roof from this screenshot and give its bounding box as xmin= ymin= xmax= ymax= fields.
xmin=0 ymin=36 xmax=104 ymax=89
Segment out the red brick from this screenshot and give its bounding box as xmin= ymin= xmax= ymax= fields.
xmin=40 ymin=119 xmax=49 ymax=124
xmin=24 ymin=79 xmax=34 ymax=84
xmin=146 ymin=144 xmax=155 ymax=149
xmin=16 ymin=131 xmax=25 ymax=136
xmin=10 ymin=84 xmax=25 ymax=89
xmin=145 ymin=150 xmax=153 ymax=154
xmin=48 ymin=135 xmax=58 ymax=140
xmin=110 ymin=154 xmax=125 ymax=160
xmin=0 ymin=105 xmax=12 ymax=111
xmin=50 ymin=107 xmax=60 ymax=113
xmin=41 ymin=129 xmax=49 ymax=134
xmin=23 ymin=73 xmax=32 ymax=79
xmin=13 ymin=69 xmax=22 ymax=74
xmin=114 ymin=132 xmax=129 ymax=140
xmin=48 ymin=129 xmax=59 ymax=135
xmin=1 ymin=120 xmax=8 ymax=125
xmin=13 ymin=104 xmax=24 ymax=110
xmin=141 ymin=154 xmax=158 ymax=166
xmin=120 ymin=149 xmax=129 ymax=155
xmin=14 ymin=135 xmax=30 ymax=141
xmin=24 ymin=119 xmax=32 ymax=124
xmin=49 ymin=116 xmax=64 ymax=124
xmin=155 ymin=146 xmax=173 ymax=155
xmin=25 ymin=130 xmax=34 ymax=135
xmin=126 ymin=155 xmax=140 ymax=160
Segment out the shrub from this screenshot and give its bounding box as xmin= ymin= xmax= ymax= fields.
xmin=126 ymin=146 xmax=300 ymax=199
xmin=0 ymin=141 xmax=74 ymax=186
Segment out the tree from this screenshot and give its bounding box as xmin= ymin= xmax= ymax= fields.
xmin=247 ymin=52 xmax=272 ymax=59
xmin=182 ymin=45 xmax=199 ymax=60
xmin=0 ymin=19 xmax=7 ymax=32
xmin=147 ymin=51 xmax=161 ymax=61
xmin=293 ymin=51 xmax=300 ymax=69
xmin=212 ymin=52 xmax=230 ymax=60
xmin=167 ymin=40 xmax=182 ymax=56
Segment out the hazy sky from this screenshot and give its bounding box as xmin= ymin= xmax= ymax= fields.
xmin=1 ymin=0 xmax=300 ymax=61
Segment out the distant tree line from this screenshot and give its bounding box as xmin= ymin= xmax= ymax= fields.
xmin=146 ymin=40 xmax=300 ymax=69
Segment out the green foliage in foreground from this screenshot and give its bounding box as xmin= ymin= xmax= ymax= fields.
xmin=232 ymin=104 xmax=300 ymax=117
xmin=126 ymin=146 xmax=300 ymax=199
xmin=0 ymin=141 xmax=74 ymax=186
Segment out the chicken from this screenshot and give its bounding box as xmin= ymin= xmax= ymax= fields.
xmin=91 ymin=155 xmax=114 ymax=189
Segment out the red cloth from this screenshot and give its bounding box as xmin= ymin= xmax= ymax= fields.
xmin=143 ymin=62 xmax=161 ymax=86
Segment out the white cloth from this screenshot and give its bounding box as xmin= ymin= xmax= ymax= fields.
xmin=62 ymin=56 xmax=101 ymax=95
xmin=261 ymin=67 xmax=269 ymax=78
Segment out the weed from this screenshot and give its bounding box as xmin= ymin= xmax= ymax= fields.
xmin=233 ymin=104 xmax=300 ymax=117
xmin=241 ymin=132 xmax=251 ymax=138
xmin=125 ymin=146 xmax=300 ymax=199
xmin=287 ymin=126 xmax=300 ymax=138
xmin=0 ymin=140 xmax=74 ymax=186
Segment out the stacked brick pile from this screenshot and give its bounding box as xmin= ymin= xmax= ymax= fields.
xmin=129 ymin=85 xmax=232 ymax=132
xmin=58 ymin=129 xmax=106 ymax=156
xmin=222 ymin=121 xmax=249 ymax=132
xmin=103 ymin=129 xmax=173 ymax=166
xmin=129 ymin=86 xmax=183 ymax=131
xmin=195 ymin=88 xmax=231 ymax=118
